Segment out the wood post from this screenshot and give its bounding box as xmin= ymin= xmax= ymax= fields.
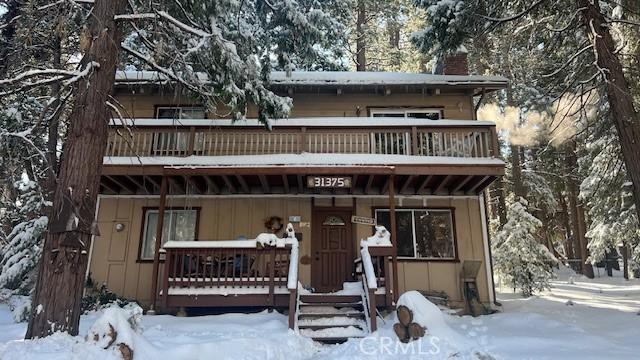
xmin=150 ymin=176 xmax=168 ymax=312
xmin=187 ymin=126 xmax=196 ymax=156
xmin=288 ymin=288 xmax=297 ymax=330
xmin=388 ymin=173 xmax=399 ymax=305
xmin=411 ymin=126 xmax=418 ymax=155
xmin=369 ymin=288 xmax=377 ymax=331
xmin=490 ymin=126 xmax=499 ymax=158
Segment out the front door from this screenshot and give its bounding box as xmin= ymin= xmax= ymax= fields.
xmin=311 ymin=208 xmax=354 ymax=292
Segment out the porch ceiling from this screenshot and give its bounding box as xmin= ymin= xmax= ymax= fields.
xmin=100 ymin=165 xmax=501 ymax=196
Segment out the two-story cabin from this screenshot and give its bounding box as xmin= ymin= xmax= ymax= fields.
xmin=89 ymin=64 xmax=507 ymax=341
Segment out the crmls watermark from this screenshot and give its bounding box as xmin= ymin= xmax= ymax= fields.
xmin=358 ymin=336 xmax=441 ymax=355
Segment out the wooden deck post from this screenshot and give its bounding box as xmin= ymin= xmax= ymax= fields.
xmin=288 ymin=288 xmax=297 ymax=330
xmin=149 ymin=176 xmax=168 ymax=313
xmin=388 ymin=173 xmax=400 ymax=305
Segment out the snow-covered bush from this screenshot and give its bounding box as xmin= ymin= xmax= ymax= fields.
xmin=0 ymin=180 xmax=48 ymax=295
xmin=82 ymin=282 xmax=136 ymax=314
xmin=493 ymin=198 xmax=557 ymax=296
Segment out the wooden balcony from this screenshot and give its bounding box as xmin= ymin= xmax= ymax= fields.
xmin=106 ymin=118 xmax=499 ymax=159
xmin=101 ymin=118 xmax=504 ymax=196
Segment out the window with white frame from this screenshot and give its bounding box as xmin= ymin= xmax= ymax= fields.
xmin=156 ymin=106 xmax=206 ymax=119
xmin=369 ymin=108 xmax=443 ymax=120
xmin=375 ymin=209 xmax=456 ymax=259
xmin=140 ymin=209 xmax=198 ymax=260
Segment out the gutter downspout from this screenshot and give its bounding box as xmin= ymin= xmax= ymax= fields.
xmin=479 ymin=193 xmax=497 ymax=305
xmin=84 ymin=195 xmax=101 ymax=290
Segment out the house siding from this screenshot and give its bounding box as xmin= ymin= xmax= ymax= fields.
xmin=113 ymin=92 xmax=475 ymax=119
xmin=89 ymin=196 xmax=490 ymax=307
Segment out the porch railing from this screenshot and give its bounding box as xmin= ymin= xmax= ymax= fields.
xmin=160 ymin=240 xmax=295 ymax=308
xmin=106 ymin=119 xmax=499 ymax=159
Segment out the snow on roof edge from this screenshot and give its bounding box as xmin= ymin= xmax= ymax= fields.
xmin=114 ymin=70 xmax=508 ymax=88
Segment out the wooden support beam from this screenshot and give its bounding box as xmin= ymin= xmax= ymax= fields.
xmin=466 ymin=175 xmax=491 ymax=194
xmin=297 ymin=175 xmax=304 ymax=194
xmin=350 ymin=174 xmax=359 ymax=194
xmin=381 ymin=177 xmax=391 ymax=195
xmin=435 ymin=175 xmax=452 ymax=194
xmin=150 ymin=176 xmax=167 ymax=312
xmin=221 ymin=175 xmax=236 ymax=193
xmin=451 ymin=175 xmax=474 ymax=194
xmin=100 ymin=177 xmax=120 ymax=194
xmin=388 ymin=174 xmax=399 ymax=305
xmin=470 ymin=176 xmax=495 ymax=194
xmin=258 ymin=175 xmax=270 ymax=193
xmin=143 ymin=175 xmax=161 ymax=190
xmin=400 ymin=175 xmax=415 ymax=194
xmin=282 ymin=175 xmax=290 ymax=193
xmin=365 ymin=175 xmax=375 ymax=195
xmin=235 ymin=175 xmax=250 ymax=193
xmin=203 ymin=176 xmax=220 ymax=194
xmin=105 ymin=175 xmax=136 ymax=193
xmin=167 ymin=176 xmax=185 ymax=194
xmin=185 ymin=176 xmax=205 ymax=194
xmin=125 ymin=175 xmax=147 ymax=193
xmin=417 ymin=175 xmax=433 ymax=194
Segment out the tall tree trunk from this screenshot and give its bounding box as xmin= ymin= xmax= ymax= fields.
xmin=510 ymin=145 xmax=525 ymax=199
xmin=557 ymin=189 xmax=576 ymax=263
xmin=565 ymin=142 xmax=594 ymax=278
xmin=355 ymin=0 xmax=366 ymax=71
xmin=489 ymin=178 xmax=508 ymax=226
xmin=578 ymin=0 xmax=640 ymax=222
xmin=26 ymin=0 xmax=127 ymax=338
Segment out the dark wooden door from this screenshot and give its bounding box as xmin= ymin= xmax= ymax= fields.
xmin=311 ymin=208 xmax=354 ymax=292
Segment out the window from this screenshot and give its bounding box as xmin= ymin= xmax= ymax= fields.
xmin=375 ymin=209 xmax=456 ymax=259
xmin=156 ymin=106 xmax=206 ymax=119
xmin=140 ymin=209 xmax=198 ymax=260
xmin=370 ymin=108 xmax=442 ymax=120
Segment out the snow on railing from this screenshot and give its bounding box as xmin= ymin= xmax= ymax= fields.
xmin=360 ymin=244 xmax=378 ymax=290
xmin=287 ymin=238 xmax=299 ymax=290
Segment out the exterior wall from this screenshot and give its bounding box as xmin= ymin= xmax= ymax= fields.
xmin=113 ymin=92 xmax=476 ymax=120
xmin=89 ymin=195 xmax=491 ymax=307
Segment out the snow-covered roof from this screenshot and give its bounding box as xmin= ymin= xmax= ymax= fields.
xmin=114 ymin=70 xmax=508 ymax=89
xmin=109 ymin=118 xmax=497 ymax=128
xmin=103 ymin=153 xmax=505 ymax=168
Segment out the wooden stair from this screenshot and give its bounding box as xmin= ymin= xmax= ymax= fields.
xmin=295 ymin=290 xmax=371 ymax=344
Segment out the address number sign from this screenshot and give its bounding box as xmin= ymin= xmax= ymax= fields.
xmin=307 ymin=176 xmax=352 ymax=188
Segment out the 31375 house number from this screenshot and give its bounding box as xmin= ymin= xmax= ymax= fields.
xmin=307 ymin=176 xmax=352 ymax=188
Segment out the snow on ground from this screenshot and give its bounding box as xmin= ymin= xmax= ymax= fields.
xmin=1 ymin=267 xmax=639 ymax=359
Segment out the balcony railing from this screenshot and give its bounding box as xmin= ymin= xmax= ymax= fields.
xmin=106 ymin=118 xmax=499 ymax=159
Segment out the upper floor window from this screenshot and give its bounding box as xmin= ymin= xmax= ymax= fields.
xmin=375 ymin=209 xmax=456 ymax=260
xmin=156 ymin=106 xmax=206 ymax=119
xmin=370 ymin=108 xmax=442 ymax=120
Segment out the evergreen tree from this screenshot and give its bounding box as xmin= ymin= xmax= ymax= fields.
xmin=493 ymin=198 xmax=557 ymax=296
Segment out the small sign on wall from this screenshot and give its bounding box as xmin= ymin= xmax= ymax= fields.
xmin=351 ymin=215 xmax=376 ymax=226
xmin=307 ymin=176 xmax=352 ymax=188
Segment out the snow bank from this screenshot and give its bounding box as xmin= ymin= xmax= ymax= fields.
xmin=396 ymin=291 xmax=474 ymax=352
xmin=0 ymin=290 xmax=31 ymax=322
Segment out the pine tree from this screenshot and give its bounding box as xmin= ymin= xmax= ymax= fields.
xmin=493 ymin=198 xmax=557 ymax=296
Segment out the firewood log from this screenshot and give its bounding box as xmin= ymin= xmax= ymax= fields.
xmin=396 ymin=305 xmax=413 ymax=327
xmin=407 ymin=322 xmax=426 ymax=339
xmin=393 ymin=323 xmax=410 ymax=343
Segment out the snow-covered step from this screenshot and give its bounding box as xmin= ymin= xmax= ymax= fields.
xmin=299 ymin=326 xmax=368 ymax=340
xmin=298 ymin=316 xmax=367 ymax=327
xmin=299 ymin=294 xmax=362 ymax=303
